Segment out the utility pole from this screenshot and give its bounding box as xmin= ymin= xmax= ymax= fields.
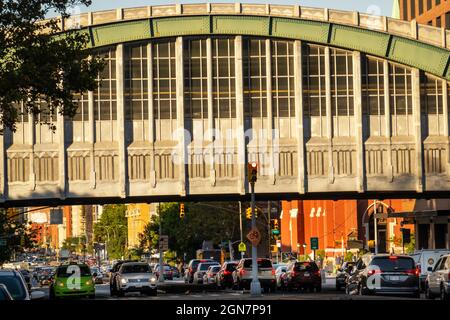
xmin=249 ymin=162 xmax=261 ymax=296
xmin=158 ymin=203 xmax=164 ymax=283
xmin=239 ymin=201 xmax=244 ymax=259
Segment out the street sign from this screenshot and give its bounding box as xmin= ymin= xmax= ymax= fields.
xmin=159 ymin=235 xmax=169 ymax=251
xmin=310 ymin=237 xmax=319 ymax=250
xmin=238 ymin=242 xmax=246 ymax=252
xmin=50 ymin=208 xmax=63 ymax=225
xmin=246 ymin=227 xmax=261 ymax=246
xmin=0 ymin=239 xmax=6 ymax=246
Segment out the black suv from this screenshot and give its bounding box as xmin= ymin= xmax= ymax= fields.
xmin=346 ymin=254 xmax=420 ymax=298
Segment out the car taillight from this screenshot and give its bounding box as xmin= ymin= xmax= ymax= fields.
xmin=271 ymin=268 xmax=275 ymax=276
xmin=315 ymin=270 xmax=321 ymax=276
xmin=189 ymin=268 xmax=192 ymax=273
xmin=368 ymin=269 xmax=382 ymax=276
xmin=406 ymin=269 xmax=420 ymax=276
xmin=223 ymin=270 xmax=231 ymax=276
xmin=240 ymin=269 xmax=246 ymax=276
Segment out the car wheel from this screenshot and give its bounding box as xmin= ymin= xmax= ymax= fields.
xmin=88 ymin=294 xmax=95 ymax=299
xmin=440 ymin=285 xmax=449 ymax=301
xmin=309 ymin=286 xmax=315 ymax=293
xmin=117 ymin=289 xmax=124 ymax=297
xmin=358 ymin=284 xmax=364 ymax=296
xmin=49 ymin=287 xmax=56 ymax=300
xmin=316 ymin=285 xmax=322 ymax=293
xmin=336 ymin=284 xmax=341 ymax=291
xmin=425 ymin=283 xmax=434 ymax=300
xmin=345 ymin=285 xmax=350 ymax=295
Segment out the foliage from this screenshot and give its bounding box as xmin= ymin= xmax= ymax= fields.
xmin=344 ymin=251 xmax=354 ymax=262
xmin=315 ymin=249 xmax=326 ymax=261
xmin=0 ymin=209 xmax=36 ymax=264
xmin=61 ymin=236 xmax=86 ymax=253
xmin=0 ymin=0 xmax=104 ymax=132
xmin=405 ymin=234 xmax=416 ymax=255
xmin=138 ymin=202 xmax=241 ymax=261
xmin=93 ymin=204 xmax=127 ymax=260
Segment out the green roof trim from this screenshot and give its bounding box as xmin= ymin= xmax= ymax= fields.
xmin=152 ymin=16 xmax=210 ymax=37
xmin=388 ymin=37 xmax=450 ymax=77
xmin=91 ymin=20 xmax=151 ymax=47
xmin=330 ymin=24 xmax=391 ymax=57
xmin=271 ymin=18 xmax=329 ymax=43
xmin=212 ymin=16 xmax=270 ymax=36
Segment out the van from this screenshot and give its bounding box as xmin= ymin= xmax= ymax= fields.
xmin=410 ymin=249 xmax=450 ymax=290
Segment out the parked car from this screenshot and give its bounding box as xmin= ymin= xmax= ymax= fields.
xmin=281 ymin=261 xmax=321 ymax=292
xmin=49 ymin=263 xmax=95 ymax=299
xmin=154 ymin=264 xmax=173 ymax=280
xmin=171 ymin=266 xmax=180 ymax=279
xmin=232 ymin=258 xmax=276 ymax=292
xmin=203 ymin=265 xmax=221 ymax=285
xmin=114 ymin=262 xmax=157 ymax=297
xmin=216 ymin=261 xmax=238 ymax=289
xmin=336 ymin=261 xmax=356 ymax=291
xmin=0 ymin=284 xmax=13 ymax=300
xmin=0 ymin=269 xmax=45 ymax=300
xmin=346 ymin=254 xmax=420 ymax=298
xmin=184 ymin=259 xmax=215 ymax=283
xmin=19 ymin=269 xmax=32 ymax=291
xmin=410 ymin=249 xmax=450 ymax=291
xmin=425 ymin=254 xmax=449 ymax=301
xmin=193 ymin=262 xmax=220 ymax=284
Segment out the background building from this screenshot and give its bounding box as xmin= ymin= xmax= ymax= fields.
xmin=397 ymin=0 xmax=450 ymax=27
xmin=125 ymin=203 xmax=156 ymax=249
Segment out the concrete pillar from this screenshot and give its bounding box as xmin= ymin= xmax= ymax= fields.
xmin=116 ymin=44 xmax=127 ymax=198
xmin=383 ymin=60 xmax=393 ymax=182
xmin=412 ymin=69 xmax=423 ymax=193
xmin=442 ymin=81 xmax=450 ymax=171
xmin=325 ymin=46 xmax=334 ymax=183
xmin=266 ymin=39 xmax=275 ymax=184
xmin=88 ymin=90 xmax=96 ymax=189
xmin=28 ymin=113 xmax=36 ymax=190
xmin=175 ymin=37 xmax=186 ymax=196
xmin=0 ymin=124 xmax=5 ymax=201
xmin=147 ymin=43 xmax=156 ymax=188
xmin=207 ymin=38 xmax=216 ymax=186
xmin=57 ymin=111 xmax=66 ymax=199
xmin=293 ymin=40 xmax=305 ymax=194
xmin=235 ymin=35 xmax=246 ymax=195
xmin=353 ymin=51 xmax=364 ymax=192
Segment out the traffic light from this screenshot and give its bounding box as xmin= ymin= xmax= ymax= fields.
xmin=246 ymin=207 xmax=252 ymax=220
xmin=179 ymin=203 xmax=185 ymax=219
xmin=247 ymin=162 xmax=258 ymax=183
xmin=271 ymin=245 xmax=278 ymax=253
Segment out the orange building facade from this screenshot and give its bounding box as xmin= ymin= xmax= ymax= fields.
xmin=398 ymin=0 xmax=450 ymax=28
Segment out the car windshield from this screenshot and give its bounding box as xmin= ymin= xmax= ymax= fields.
xmin=294 ymin=262 xmax=318 ymax=272
xmin=225 ymin=264 xmax=237 ymax=271
xmin=57 ymin=265 xmax=91 ymax=277
xmin=0 ymin=276 xmax=27 ymax=300
xmin=199 ymin=263 xmax=217 ymax=271
xmin=0 ymin=288 xmax=10 ymax=300
xmin=122 ymin=264 xmax=151 ymax=274
xmin=243 ymin=259 xmax=272 ymax=268
xmin=371 ymin=257 xmax=415 ymax=272
xmin=210 ymin=266 xmax=220 ymax=272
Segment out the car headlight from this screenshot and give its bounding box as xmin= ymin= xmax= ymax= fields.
xmin=120 ymin=278 xmax=128 ymax=284
xmin=150 ymin=277 xmax=156 ymax=283
xmin=57 ymin=281 xmax=64 ymax=287
xmin=86 ymin=280 xmax=93 ymax=285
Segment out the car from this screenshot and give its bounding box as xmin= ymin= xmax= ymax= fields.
xmin=184 ymin=259 xmax=216 ymax=283
xmin=193 ymin=262 xmax=220 ymax=284
xmin=154 ymin=264 xmax=173 ymax=280
xmin=346 ymin=254 xmax=420 ymax=298
xmin=281 ymin=261 xmax=321 ymax=292
xmin=171 ymin=266 xmax=181 ymax=279
xmin=49 ymin=263 xmax=95 ymax=299
xmin=114 ymin=262 xmax=157 ymax=297
xmin=0 ymin=269 xmax=45 ymax=300
xmin=109 ymin=260 xmax=137 ymax=296
xmin=37 ymin=267 xmax=54 ymax=286
xmin=275 ymin=264 xmax=287 ymax=289
xmin=336 ymin=261 xmax=356 ymax=291
xmin=0 ymin=284 xmax=13 ymax=300
xmin=203 ymin=265 xmax=221 ymax=285
xmin=216 ymin=261 xmax=238 ymax=289
xmin=90 ymin=267 xmax=104 ymax=284
xmin=424 ymin=254 xmax=449 ymax=301
xmin=410 ymin=249 xmax=450 ymax=291
xmin=232 ymin=258 xmax=276 ymax=293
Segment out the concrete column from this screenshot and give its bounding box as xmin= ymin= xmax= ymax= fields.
xmin=57 ymin=112 xmax=66 ymax=199
xmin=175 ymin=37 xmax=187 ymax=196
xmin=29 ymin=113 xmax=36 ymax=190
xmin=147 ymin=43 xmax=156 ymax=188
xmin=293 ymin=40 xmax=305 ymax=194
xmin=353 ymin=51 xmax=364 ymax=192
xmin=0 ymin=124 xmax=5 ymax=201
xmin=442 ymin=81 xmax=450 ymax=172
xmin=235 ymin=36 xmax=246 ymax=195
xmin=325 ymin=46 xmax=334 ymax=183
xmin=383 ymin=60 xmax=393 ymax=182
xmin=116 ymin=44 xmax=127 ymax=198
xmin=266 ymin=39 xmax=275 ymax=184
xmin=88 ymin=90 xmax=96 ymax=189
xmin=412 ymin=68 xmax=423 ymax=193
xmin=206 ymin=38 xmax=216 ymax=186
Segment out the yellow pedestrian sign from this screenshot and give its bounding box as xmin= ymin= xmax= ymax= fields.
xmin=238 ymin=242 xmax=246 ymax=252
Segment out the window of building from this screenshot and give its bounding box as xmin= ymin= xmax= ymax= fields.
xmin=418 ymin=0 xmax=423 ymax=15
xmin=124 ymin=43 xmax=148 ymax=121
xmin=184 ymin=38 xmax=208 ymax=119
xmin=271 ymin=40 xmax=295 ymax=118
xmin=427 ymin=0 xmax=432 ymax=10
xmin=243 ymin=38 xmax=267 ymax=118
xmin=330 ymin=48 xmax=353 ymax=116
xmin=93 ymin=47 xmax=117 ymax=121
xmin=152 ymin=39 xmax=176 ymax=120
xmin=446 ymin=12 xmax=450 ymax=29
xmin=212 ymin=37 xmax=236 ymax=119
xmin=362 ymin=56 xmax=385 ymax=116
xmin=421 ymin=73 xmax=443 ymax=116
xmin=72 ymin=92 xmax=89 ymax=122
xmin=402 ymin=0 xmax=408 ymax=20
xmin=302 ymin=44 xmax=326 ymax=117
xmin=389 ymin=63 xmax=412 ymax=116
xmin=436 ymin=16 xmax=442 ymax=27
xmin=410 ymin=0 xmax=416 ymax=19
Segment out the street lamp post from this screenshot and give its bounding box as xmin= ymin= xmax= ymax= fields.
xmin=239 ymin=201 xmax=244 ymax=259
xmin=158 ymin=203 xmax=164 ymax=283
xmin=249 ymin=163 xmax=261 ymax=297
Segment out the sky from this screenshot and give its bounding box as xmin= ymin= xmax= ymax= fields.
xmin=61 ymin=0 xmax=395 ymax=17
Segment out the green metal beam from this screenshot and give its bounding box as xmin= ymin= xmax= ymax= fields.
xmin=91 ymin=20 xmax=151 ymax=47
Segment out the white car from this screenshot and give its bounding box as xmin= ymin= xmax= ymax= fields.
xmin=202 ymin=265 xmax=221 ymax=285
xmin=275 ymin=265 xmax=287 ymax=288
xmin=115 ymin=262 xmax=157 ymax=297
xmin=193 ymin=262 xmax=220 ymax=284
xmin=410 ymin=249 xmax=450 ymax=290
xmin=425 ymin=254 xmax=449 ymax=300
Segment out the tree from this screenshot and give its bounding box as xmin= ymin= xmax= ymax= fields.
xmin=93 ymin=204 xmax=127 ymax=260
xmin=0 ymin=0 xmax=103 ymax=132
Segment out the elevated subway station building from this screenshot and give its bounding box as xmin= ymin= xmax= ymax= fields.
xmin=3 ymin=3 xmax=450 ymax=211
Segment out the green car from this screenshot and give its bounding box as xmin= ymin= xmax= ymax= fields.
xmin=50 ymin=263 xmax=95 ymax=299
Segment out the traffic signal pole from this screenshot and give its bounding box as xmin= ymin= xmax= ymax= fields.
xmin=250 ymin=180 xmax=262 ymax=296
xmin=158 ymin=203 xmax=164 ymax=283
xmin=239 ymin=201 xmax=244 ymax=259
